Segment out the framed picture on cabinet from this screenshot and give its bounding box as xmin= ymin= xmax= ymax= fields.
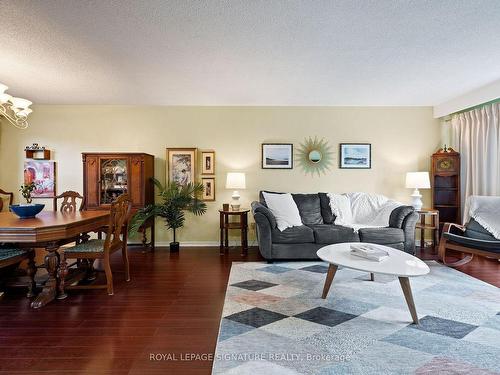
xmin=339 ymin=143 xmax=371 ymax=169
xmin=201 ymin=151 xmax=215 ymax=175
xmin=24 ymin=160 xmax=56 ymax=198
xmin=201 ymin=177 xmax=215 ymax=201
xmin=262 ymin=143 xmax=293 ymax=169
xmin=167 ymin=148 xmax=197 ymax=186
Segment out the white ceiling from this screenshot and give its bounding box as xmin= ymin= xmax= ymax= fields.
xmin=1 ymin=0 xmax=500 ymax=106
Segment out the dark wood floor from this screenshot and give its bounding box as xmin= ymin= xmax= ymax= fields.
xmin=0 ymin=245 xmax=498 ymax=374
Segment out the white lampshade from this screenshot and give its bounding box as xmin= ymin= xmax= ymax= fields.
xmin=10 ymin=97 xmax=32 ymax=109
xmin=226 ymin=172 xmax=246 ymax=189
xmin=405 ymin=172 xmax=430 ymax=189
xmin=0 ymin=83 xmax=8 ymax=94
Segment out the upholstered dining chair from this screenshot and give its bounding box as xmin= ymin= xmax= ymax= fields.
xmin=0 ymin=247 xmax=37 ymax=299
xmin=53 ymin=191 xmax=85 ymax=212
xmin=60 ymin=194 xmax=131 ymax=296
xmin=0 ymin=189 xmax=14 ymax=212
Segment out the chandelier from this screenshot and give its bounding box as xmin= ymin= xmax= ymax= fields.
xmin=0 ymin=83 xmax=32 ymax=129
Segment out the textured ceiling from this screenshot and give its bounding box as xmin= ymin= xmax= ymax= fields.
xmin=1 ymin=0 xmax=500 ymax=105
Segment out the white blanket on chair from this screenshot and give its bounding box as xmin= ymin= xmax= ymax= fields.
xmin=328 ymin=192 xmax=402 ymax=232
xmin=463 ymin=195 xmax=500 ymax=239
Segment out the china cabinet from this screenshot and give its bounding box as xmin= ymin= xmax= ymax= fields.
xmin=82 ymin=153 xmax=155 ymax=249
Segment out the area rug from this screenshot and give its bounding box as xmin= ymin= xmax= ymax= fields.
xmin=212 ymin=261 xmax=500 ymax=375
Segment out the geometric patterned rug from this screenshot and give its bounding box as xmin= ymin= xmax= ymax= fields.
xmin=212 ymin=261 xmax=500 ymax=374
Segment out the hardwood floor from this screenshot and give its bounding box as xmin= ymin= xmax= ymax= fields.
xmin=0 ymin=245 xmax=498 ymax=374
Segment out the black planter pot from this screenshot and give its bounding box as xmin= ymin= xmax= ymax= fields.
xmin=170 ymin=242 xmax=180 ymax=252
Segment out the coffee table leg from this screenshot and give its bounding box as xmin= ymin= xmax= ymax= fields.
xmin=370 ymin=273 xmax=374 ymax=281
xmin=399 ymin=277 xmax=419 ymax=324
xmin=321 ymin=264 xmax=338 ymax=299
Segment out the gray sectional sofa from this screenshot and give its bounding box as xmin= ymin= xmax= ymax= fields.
xmin=251 ymin=191 xmax=419 ymax=261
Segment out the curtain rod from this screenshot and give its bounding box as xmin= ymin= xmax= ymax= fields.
xmin=443 ymin=97 xmax=500 ymax=122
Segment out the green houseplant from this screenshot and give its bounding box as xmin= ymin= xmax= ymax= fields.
xmin=129 ymin=179 xmax=207 ymax=252
xmin=20 ymin=182 xmax=36 ymax=205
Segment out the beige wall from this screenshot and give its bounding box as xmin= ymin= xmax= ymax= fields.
xmin=0 ymin=106 xmax=440 ymax=245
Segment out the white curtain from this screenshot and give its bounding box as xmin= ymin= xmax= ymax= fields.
xmin=451 ymin=102 xmax=500 ymax=217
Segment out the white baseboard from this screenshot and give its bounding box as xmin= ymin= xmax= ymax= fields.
xmin=130 ymin=240 xmax=427 ymax=248
xmin=127 ymin=240 xmax=250 ymax=247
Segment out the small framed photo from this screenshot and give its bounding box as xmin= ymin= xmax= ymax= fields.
xmin=262 ymin=143 xmax=293 ymax=169
xmin=339 ymin=143 xmax=371 ymax=169
xmin=201 ymin=151 xmax=215 ymax=175
xmin=167 ymin=148 xmax=197 ymax=186
xmin=201 ymin=177 xmax=215 ymax=201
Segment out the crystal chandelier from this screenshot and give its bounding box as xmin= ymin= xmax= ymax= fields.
xmin=0 ymin=83 xmax=32 ymax=129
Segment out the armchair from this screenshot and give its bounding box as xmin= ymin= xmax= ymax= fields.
xmin=439 ymin=219 xmax=500 ymax=267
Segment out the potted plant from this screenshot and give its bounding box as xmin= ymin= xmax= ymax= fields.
xmin=129 ymin=179 xmax=207 ymax=252
xmin=10 ymin=182 xmax=45 ymax=218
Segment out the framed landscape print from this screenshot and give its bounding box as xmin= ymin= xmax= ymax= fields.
xmin=339 ymin=143 xmax=371 ymax=169
xmin=201 ymin=177 xmax=215 ymax=201
xmin=201 ymin=151 xmax=215 ymax=175
xmin=24 ymin=160 xmax=56 ymax=198
xmin=167 ymin=148 xmax=197 ymax=186
xmin=262 ymin=143 xmax=293 ymax=169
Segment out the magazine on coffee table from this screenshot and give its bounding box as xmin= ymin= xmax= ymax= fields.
xmin=350 ymin=244 xmax=389 ymax=262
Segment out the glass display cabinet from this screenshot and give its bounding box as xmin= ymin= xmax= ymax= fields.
xmin=100 ymin=158 xmax=128 ymax=204
xmin=82 ymin=153 xmax=155 ymax=249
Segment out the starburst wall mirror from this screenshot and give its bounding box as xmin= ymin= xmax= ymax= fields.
xmin=296 ymin=136 xmax=334 ymax=176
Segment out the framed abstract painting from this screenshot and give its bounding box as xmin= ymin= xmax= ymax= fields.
xmin=167 ymin=148 xmax=197 ymax=186
xmin=24 ymin=160 xmax=56 ymax=198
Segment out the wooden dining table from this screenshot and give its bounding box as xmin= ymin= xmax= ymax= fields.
xmin=0 ymin=210 xmax=110 ymax=308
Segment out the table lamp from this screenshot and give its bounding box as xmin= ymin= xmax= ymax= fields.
xmin=226 ymin=172 xmax=246 ymax=211
xmin=405 ymin=172 xmax=430 ymax=210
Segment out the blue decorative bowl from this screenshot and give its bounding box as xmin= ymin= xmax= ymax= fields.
xmin=10 ymin=204 xmax=45 ymax=219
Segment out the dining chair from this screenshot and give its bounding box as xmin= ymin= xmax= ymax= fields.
xmin=60 ymin=194 xmax=131 ymax=296
xmin=0 ymin=189 xmax=14 ymax=212
xmin=53 ymin=191 xmax=85 ymax=212
xmin=0 ymin=190 xmax=36 ymax=299
xmin=0 ymin=247 xmax=37 ymax=299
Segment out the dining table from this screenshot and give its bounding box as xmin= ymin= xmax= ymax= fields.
xmin=0 ymin=210 xmax=110 ymax=308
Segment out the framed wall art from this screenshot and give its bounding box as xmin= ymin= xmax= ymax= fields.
xmin=262 ymin=143 xmax=293 ymax=169
xmin=24 ymin=160 xmax=56 ymax=198
xmin=201 ymin=177 xmax=215 ymax=201
xmin=167 ymin=148 xmax=197 ymax=186
xmin=201 ymin=151 xmax=215 ymax=175
xmin=339 ymin=143 xmax=371 ymax=169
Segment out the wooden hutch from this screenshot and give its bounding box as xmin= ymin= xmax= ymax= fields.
xmin=82 ymin=152 xmax=155 ymax=249
xmin=431 ymin=147 xmax=461 ymax=230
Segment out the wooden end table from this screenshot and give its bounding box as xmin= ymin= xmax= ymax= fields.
xmin=416 ymin=208 xmax=440 ymax=251
xmin=219 ymin=209 xmax=249 ymax=256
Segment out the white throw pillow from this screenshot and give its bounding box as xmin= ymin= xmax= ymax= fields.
xmin=262 ymin=192 xmax=303 ymax=231
xmin=327 ymin=193 xmax=353 ymax=226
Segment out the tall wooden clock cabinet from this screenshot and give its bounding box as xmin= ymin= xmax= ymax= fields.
xmin=431 ymin=147 xmax=461 ymax=230
xmin=82 ymin=152 xmax=155 ymax=249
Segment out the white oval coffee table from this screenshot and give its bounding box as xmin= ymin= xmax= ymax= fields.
xmin=317 ymin=242 xmax=430 ymax=324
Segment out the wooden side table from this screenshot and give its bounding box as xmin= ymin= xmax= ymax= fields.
xmin=219 ymin=209 xmax=249 ymax=256
xmin=416 ymin=209 xmax=440 ymax=251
